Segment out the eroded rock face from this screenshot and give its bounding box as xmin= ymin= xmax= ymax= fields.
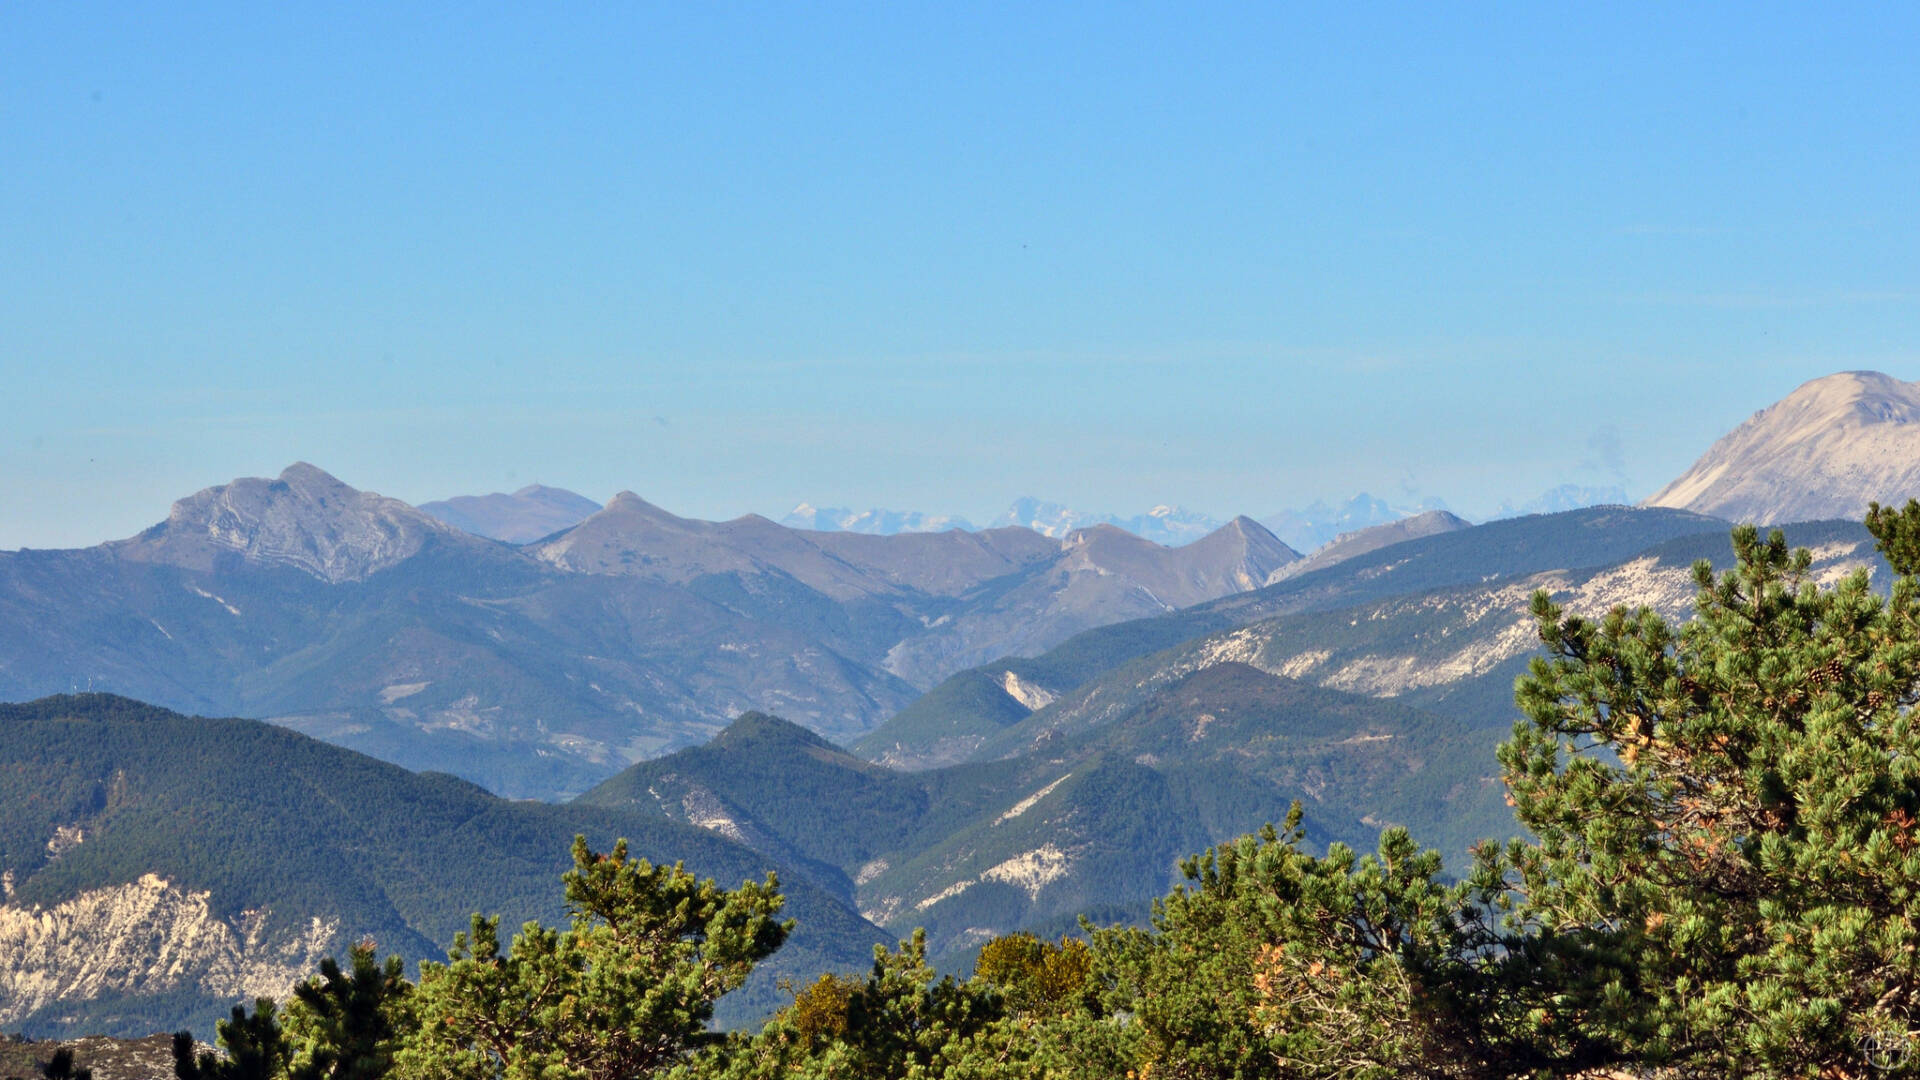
xmin=0 ymin=874 xmax=338 ymax=1024
xmin=115 ymin=462 xmax=456 ymax=583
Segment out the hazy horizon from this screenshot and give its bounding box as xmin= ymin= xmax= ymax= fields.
xmin=4 ymin=7 xmax=1916 ymax=548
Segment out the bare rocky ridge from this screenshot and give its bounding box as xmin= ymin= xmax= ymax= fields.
xmin=533 ymin=493 xmax=1061 ymax=600
xmin=1646 ymin=370 xmax=1920 ymax=524
xmin=876 ymin=518 xmax=1299 ymax=686
xmin=534 ymin=497 xmax=1299 ymax=688
xmin=113 ymin=463 xmax=470 ymax=584
xmin=998 ymin=527 xmax=1882 ymax=761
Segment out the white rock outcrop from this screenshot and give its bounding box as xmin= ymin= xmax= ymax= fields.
xmin=0 ymin=874 xmax=338 ymax=1024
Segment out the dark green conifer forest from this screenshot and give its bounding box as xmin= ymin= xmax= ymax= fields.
xmin=169 ymin=506 xmax=1920 ymax=1079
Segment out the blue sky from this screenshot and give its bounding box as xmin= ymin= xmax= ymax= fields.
xmin=2 ymin=5 xmax=1917 ymax=548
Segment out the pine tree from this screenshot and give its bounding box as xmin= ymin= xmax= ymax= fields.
xmin=395 ymin=835 xmax=789 ymax=1080
xmin=1089 ymin=806 xmax=1610 ymax=1079
xmin=40 ymin=1048 xmax=89 ymax=1080
xmin=1496 ymin=512 xmax=1920 ymax=1076
xmin=286 ymin=942 xmax=412 ymax=1080
xmin=697 ymin=930 xmax=1008 ymax=1080
xmin=175 ymin=1000 xmax=294 ymax=1080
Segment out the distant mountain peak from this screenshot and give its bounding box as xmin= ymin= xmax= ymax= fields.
xmin=605 ymin=491 xmax=676 ymax=516
xmin=1267 ymin=508 xmax=1470 ymax=583
xmin=278 ymin=461 xmax=343 ymax=486
xmin=780 ymin=504 xmax=975 ymax=535
xmin=711 ymin=710 xmax=835 ymax=752
xmin=1645 ymin=370 xmax=1920 ymax=524
xmin=996 ymin=498 xmax=1225 ymax=546
xmin=1259 ymin=492 xmax=1445 ymax=553
xmin=419 ymin=484 xmax=602 ymax=544
xmin=117 ymin=464 xmax=456 ymax=583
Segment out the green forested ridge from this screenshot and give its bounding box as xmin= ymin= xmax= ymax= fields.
xmin=587 ymin=661 xmax=1520 ymax=961
xmin=133 ymin=508 xmax=1920 ymax=1077
xmin=878 ymin=660 xmax=1512 ymax=952
xmin=847 ymin=667 xmax=1041 ymax=768
xmin=577 ymin=713 xmax=932 ymax=901
xmin=0 ymin=697 xmax=885 ymax=1037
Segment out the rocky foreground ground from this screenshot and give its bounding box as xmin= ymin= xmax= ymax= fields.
xmin=0 ymin=1035 xmax=179 ymax=1080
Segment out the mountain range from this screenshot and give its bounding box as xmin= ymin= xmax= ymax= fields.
xmin=0 ymin=466 xmax=1298 ymax=798
xmin=580 ymin=508 xmax=1892 ymax=963
xmin=437 ymin=485 xmax=1632 ymax=556
xmin=9 ymin=368 xmax=1920 ymax=1038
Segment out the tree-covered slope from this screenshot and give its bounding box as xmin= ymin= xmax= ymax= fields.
xmin=576 ymin=713 xmax=933 ymax=902
xmin=0 ymin=696 xmax=887 ymax=1039
xmin=853 ymin=662 xmax=1508 ymax=956
xmin=583 ymin=663 xmax=1508 ymax=961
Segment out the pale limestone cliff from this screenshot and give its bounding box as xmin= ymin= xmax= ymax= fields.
xmin=0 ymin=873 xmax=338 ymax=1024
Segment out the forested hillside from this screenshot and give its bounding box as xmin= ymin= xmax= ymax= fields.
xmin=0 ymin=697 xmax=885 ymax=1037
xmin=584 ymin=669 xmax=1510 ymax=961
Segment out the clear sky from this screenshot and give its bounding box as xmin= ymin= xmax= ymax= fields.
xmin=3 ymin=5 xmax=1917 ymax=548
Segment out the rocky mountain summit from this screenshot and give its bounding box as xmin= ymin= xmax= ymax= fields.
xmin=112 ymin=463 xmax=471 ymax=584
xmin=1646 ymin=370 xmax=1920 ymax=524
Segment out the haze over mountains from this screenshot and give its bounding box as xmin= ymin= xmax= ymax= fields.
xmin=779 ymin=504 xmax=974 ymax=535
xmin=0 ymin=465 xmax=1299 ymax=798
xmin=775 ymin=486 xmax=1633 ymax=553
xmin=8 ymin=369 xmax=1920 ymax=1038
xmin=417 ymin=484 xmax=603 ymax=544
